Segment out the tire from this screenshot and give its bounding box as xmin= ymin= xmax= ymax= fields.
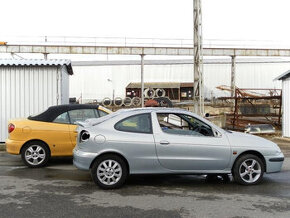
xmin=205 ymin=174 xmax=230 ymax=183
xmin=21 ymin=141 xmax=50 ymax=168
xmin=232 ymin=154 xmax=264 ymax=185
xmin=90 ymin=154 xmax=128 ymax=189
xmin=154 ymin=97 xmax=173 ymax=108
xmin=220 ymin=174 xmax=230 ymax=182
xmin=205 ymin=174 xmax=219 ymax=183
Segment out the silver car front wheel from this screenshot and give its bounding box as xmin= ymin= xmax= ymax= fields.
xmin=239 ymin=159 xmax=262 ymax=183
xmin=233 ymin=154 xmax=264 ymax=185
xmin=91 ymin=154 xmax=128 ymax=189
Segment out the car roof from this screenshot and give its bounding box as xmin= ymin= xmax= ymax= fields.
xmin=80 ymin=107 xmax=191 ymax=127
xmin=117 ymin=107 xmax=188 ymax=114
xmin=28 ymin=104 xmax=100 ymax=122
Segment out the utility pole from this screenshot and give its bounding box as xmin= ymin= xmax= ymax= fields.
xmin=140 ymin=54 xmax=145 ymax=107
xmin=193 ymin=0 xmax=204 ymax=115
xmin=231 ymin=56 xmax=236 ymax=97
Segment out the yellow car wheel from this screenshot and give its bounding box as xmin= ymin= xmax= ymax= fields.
xmin=21 ymin=141 xmax=50 ymax=168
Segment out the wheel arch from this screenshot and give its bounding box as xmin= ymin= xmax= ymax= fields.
xmin=20 ymin=139 xmax=51 ymax=157
xmin=89 ymin=152 xmax=130 ymax=173
xmin=232 ymin=150 xmax=266 ymax=172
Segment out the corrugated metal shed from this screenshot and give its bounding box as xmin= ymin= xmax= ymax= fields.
xmin=0 ymin=59 xmax=73 ymax=75
xmin=0 ymin=59 xmax=73 ymax=142
xmin=275 ymin=70 xmax=290 ymax=137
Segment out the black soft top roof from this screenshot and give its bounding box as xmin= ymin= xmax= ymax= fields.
xmin=28 ymin=104 xmax=100 ymax=122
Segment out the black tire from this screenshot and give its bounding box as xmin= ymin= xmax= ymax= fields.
xmin=205 ymin=174 xmax=230 ymax=183
xmin=90 ymin=154 xmax=128 ymax=189
xmin=232 ymin=154 xmax=264 ymax=185
xmin=220 ymin=174 xmax=231 ymax=182
xmin=205 ymin=174 xmax=218 ymax=182
xmin=154 ymin=97 xmax=173 ymax=108
xmin=21 ymin=141 xmax=50 ymax=168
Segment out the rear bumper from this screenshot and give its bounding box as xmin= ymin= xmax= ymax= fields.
xmin=265 ymin=153 xmax=284 ymax=173
xmin=5 ymin=139 xmax=24 ymax=154
xmin=73 ymin=148 xmax=97 ymax=170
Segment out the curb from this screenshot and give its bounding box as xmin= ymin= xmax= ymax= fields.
xmin=272 ymin=137 xmax=290 ymax=148
xmin=0 ymin=143 xmax=6 ymax=152
xmin=273 ymin=137 xmax=290 ymax=143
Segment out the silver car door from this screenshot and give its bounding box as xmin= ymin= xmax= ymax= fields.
xmin=152 ymin=112 xmax=231 ymax=171
xmin=110 ymin=113 xmax=157 ymax=173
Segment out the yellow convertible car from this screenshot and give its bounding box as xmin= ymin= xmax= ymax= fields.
xmin=6 ymin=104 xmax=111 ymax=168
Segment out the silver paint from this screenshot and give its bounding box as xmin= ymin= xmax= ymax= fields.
xmin=73 ymin=108 xmax=284 ymax=177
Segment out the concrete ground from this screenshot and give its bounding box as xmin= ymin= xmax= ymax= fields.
xmin=0 ymin=146 xmax=290 ymax=218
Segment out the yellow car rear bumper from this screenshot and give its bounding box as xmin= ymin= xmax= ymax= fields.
xmin=5 ymin=139 xmax=24 ymax=154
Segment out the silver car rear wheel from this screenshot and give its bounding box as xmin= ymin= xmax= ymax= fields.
xmin=91 ymin=154 xmax=128 ymax=189
xmin=97 ymin=160 xmax=122 ymax=186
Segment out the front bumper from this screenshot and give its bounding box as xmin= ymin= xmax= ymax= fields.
xmin=5 ymin=139 xmax=25 ymax=154
xmin=265 ymin=152 xmax=284 ymax=173
xmin=73 ymin=148 xmax=97 ymax=170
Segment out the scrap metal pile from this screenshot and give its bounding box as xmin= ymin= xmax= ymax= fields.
xmin=217 ymin=86 xmax=282 ymax=132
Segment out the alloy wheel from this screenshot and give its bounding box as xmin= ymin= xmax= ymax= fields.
xmin=97 ymin=159 xmax=122 ymax=186
xmin=239 ymin=159 xmax=262 ymax=184
xmin=25 ymin=145 xmax=46 ymax=166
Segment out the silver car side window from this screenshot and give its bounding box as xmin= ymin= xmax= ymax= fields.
xmin=114 ymin=113 xmax=152 ymax=134
xmin=157 ymin=113 xmax=214 ymax=137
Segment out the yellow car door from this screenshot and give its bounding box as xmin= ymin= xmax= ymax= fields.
xmin=50 ymin=111 xmax=74 ymax=156
xmin=68 ymin=124 xmax=78 ymax=149
xmin=47 ymin=122 xmax=73 ymax=156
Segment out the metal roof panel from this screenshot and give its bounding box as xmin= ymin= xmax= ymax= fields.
xmin=0 ymin=59 xmax=73 ymax=75
xmin=274 ymin=70 xmax=290 ymax=80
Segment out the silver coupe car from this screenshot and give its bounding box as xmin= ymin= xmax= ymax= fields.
xmin=73 ymin=108 xmax=284 ymax=189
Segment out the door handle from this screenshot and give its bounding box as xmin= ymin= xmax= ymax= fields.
xmin=160 ymin=140 xmax=170 ymax=145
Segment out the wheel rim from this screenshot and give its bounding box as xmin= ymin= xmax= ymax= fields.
xmin=25 ymin=145 xmax=46 ymax=166
xmin=97 ymin=159 xmax=122 ymax=186
xmin=239 ymin=159 xmax=262 ymax=183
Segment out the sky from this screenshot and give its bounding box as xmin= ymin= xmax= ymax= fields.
xmin=1 ymin=0 xmax=290 ymax=39
xmin=1 ymin=0 xmax=290 ymax=59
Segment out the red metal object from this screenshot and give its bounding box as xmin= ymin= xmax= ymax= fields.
xmin=220 ymin=88 xmax=282 ymax=130
xmin=144 ymin=99 xmax=159 ymax=107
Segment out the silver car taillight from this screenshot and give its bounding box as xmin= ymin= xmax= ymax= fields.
xmin=80 ymin=130 xmax=90 ymax=143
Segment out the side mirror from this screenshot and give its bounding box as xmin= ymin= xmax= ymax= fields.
xmin=213 ymin=129 xmax=222 ymax=137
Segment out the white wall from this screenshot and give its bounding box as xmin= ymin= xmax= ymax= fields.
xmin=236 ymin=63 xmax=285 ymax=89
xmin=282 ymin=77 xmax=290 ymax=137
xmin=0 ymin=66 xmax=69 ymax=141
xmin=70 ymin=62 xmax=290 ymax=101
